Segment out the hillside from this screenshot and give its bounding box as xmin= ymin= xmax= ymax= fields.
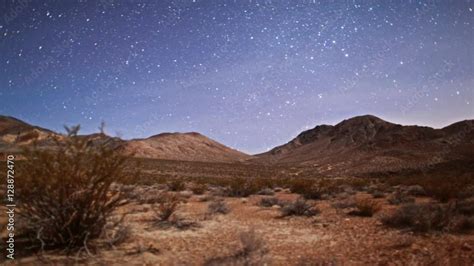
xmin=0 ymin=115 xmax=249 ymax=163
xmin=122 ymin=132 xmax=249 ymax=162
xmin=254 ymin=115 xmax=474 ymax=175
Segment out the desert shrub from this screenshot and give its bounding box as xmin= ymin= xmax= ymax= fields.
xmin=459 ymin=185 xmax=474 ymax=199
xmin=287 ymin=178 xmax=311 ymax=193
xmin=223 ymin=177 xmax=262 ymax=197
xmin=352 ymin=198 xmax=382 ymax=217
xmin=371 ymin=190 xmax=385 ymax=198
xmin=347 ymin=178 xmax=372 ymax=191
xmin=16 ymin=126 xmax=132 ymax=251
xmin=287 ymin=179 xmax=324 ymax=200
xmin=387 ymin=175 xmax=473 ymax=203
xmin=387 ymin=191 xmax=415 ymax=205
xmin=257 ymin=188 xmax=275 ymax=196
xmin=151 ymin=193 xmax=198 ymax=230
xmin=289 ymin=178 xmax=344 ymax=199
xmin=258 ymin=197 xmax=283 ymax=208
xmin=381 ymin=202 xmax=474 ymax=233
xmin=303 ymin=187 xmax=325 ymax=200
xmin=137 ymin=194 xmax=162 ymax=205
xmin=281 ymin=197 xmax=320 ymax=217
xmin=101 ymin=218 xmax=131 ymax=248
xmin=331 ymin=197 xmax=356 ymax=209
xmin=131 ymin=186 xmax=164 ymax=204
xmin=404 ymin=185 xmax=426 ymax=196
xmin=382 ymin=203 xmax=423 ymax=230
xmin=421 ymin=176 xmax=473 ymax=202
xmin=207 ymin=199 xmax=230 ymax=215
xmin=190 ymin=183 xmax=207 ymax=195
xmin=338 ymin=185 xmax=356 ymax=195
xmin=446 ymin=215 xmax=474 ymax=233
xmin=167 ymin=179 xmax=186 ymax=192
xmin=172 ymin=218 xmax=200 ymax=230
xmin=205 ymin=230 xmax=268 ymax=266
xmin=153 ymin=193 xmax=180 ymax=222
xmin=456 ymin=198 xmax=474 ymax=216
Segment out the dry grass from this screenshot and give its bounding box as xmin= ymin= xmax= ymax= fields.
xmin=16 ymin=126 xmax=132 ymax=252
xmin=281 ymin=197 xmax=320 ymax=217
xmin=257 ymin=188 xmax=275 ymax=196
xmin=352 ymin=198 xmax=382 ymax=217
xmin=421 ymin=176 xmax=472 ymax=202
xmin=152 ymin=193 xmax=180 ymax=222
xmin=331 ymin=197 xmax=356 ymax=210
xmin=190 ymin=182 xmax=207 ymax=195
xmin=287 ymin=179 xmax=324 ymax=200
xmin=371 ymin=191 xmax=385 ymax=198
xmin=285 ymin=178 xmax=364 ymax=200
xmin=387 ymin=191 xmax=416 ymax=205
xmin=381 ymin=201 xmax=474 ymax=233
xmin=387 ymin=174 xmax=474 ymax=203
xmin=258 ymin=197 xmax=284 ymax=208
xmin=456 ymin=198 xmax=474 ymax=216
xmin=205 ymin=230 xmax=268 ymax=265
xmin=207 ymin=199 xmax=230 ymax=215
xmin=222 ymin=177 xmax=265 ymax=197
xmin=150 ymin=192 xmax=199 ymax=230
xmin=167 ymin=178 xmax=186 ymax=192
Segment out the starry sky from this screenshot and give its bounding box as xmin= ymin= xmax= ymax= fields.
xmin=0 ymin=0 xmax=473 ymax=154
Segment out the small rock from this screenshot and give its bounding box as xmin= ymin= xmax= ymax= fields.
xmin=118 ymin=199 xmax=129 ymax=205
xmin=179 ymin=191 xmax=193 ymax=198
xmin=241 ymin=198 xmax=248 ymax=204
xmin=271 ymin=205 xmax=281 ymax=209
xmin=321 ymin=194 xmax=331 ymax=200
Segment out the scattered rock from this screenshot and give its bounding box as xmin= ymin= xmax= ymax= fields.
xmin=273 ymin=187 xmax=283 ymax=192
xmin=179 ymin=190 xmax=193 ymax=198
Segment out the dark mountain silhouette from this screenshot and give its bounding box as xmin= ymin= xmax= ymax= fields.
xmin=1 ymin=114 xmax=473 ymax=172
xmin=254 ymin=115 xmax=474 ymax=175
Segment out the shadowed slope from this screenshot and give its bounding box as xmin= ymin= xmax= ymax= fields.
xmin=254 ymin=115 xmax=474 ymax=174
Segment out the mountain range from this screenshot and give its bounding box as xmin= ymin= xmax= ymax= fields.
xmin=254 ymin=115 xmax=474 ymax=175
xmin=1 ymin=114 xmax=473 ymax=175
xmin=0 ymin=115 xmax=248 ymax=163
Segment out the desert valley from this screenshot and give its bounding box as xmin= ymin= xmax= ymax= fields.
xmin=2 ymin=0 xmax=473 ymax=264
xmin=1 ymin=114 xmax=473 ymax=265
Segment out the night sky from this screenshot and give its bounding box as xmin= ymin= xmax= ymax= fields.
xmin=0 ymin=0 xmax=473 ymax=153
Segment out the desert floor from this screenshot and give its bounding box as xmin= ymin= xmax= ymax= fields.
xmin=8 ymin=189 xmax=474 ymax=265
xmin=2 ymin=158 xmax=474 ymax=265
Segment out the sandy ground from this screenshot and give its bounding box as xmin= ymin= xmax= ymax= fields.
xmin=5 ymin=190 xmax=473 ymax=265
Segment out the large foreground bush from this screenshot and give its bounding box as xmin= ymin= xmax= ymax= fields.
xmin=17 ymin=126 xmax=131 ymax=251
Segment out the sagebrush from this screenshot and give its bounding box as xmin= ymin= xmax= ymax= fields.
xmin=17 ymin=126 xmax=132 ymax=251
